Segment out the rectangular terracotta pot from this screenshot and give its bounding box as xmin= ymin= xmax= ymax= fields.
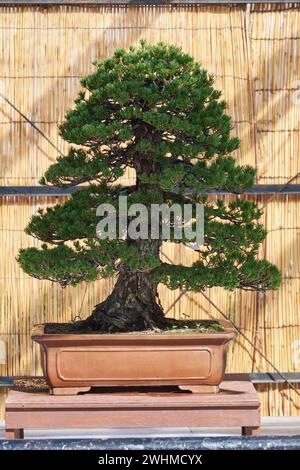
xmin=32 ymin=320 xmax=236 ymax=395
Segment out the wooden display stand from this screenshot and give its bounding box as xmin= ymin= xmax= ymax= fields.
xmin=5 ymin=373 xmax=260 ymax=439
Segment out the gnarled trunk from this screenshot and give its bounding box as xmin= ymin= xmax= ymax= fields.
xmin=88 ymin=269 xmax=167 ymax=332
xmin=86 ymin=238 xmax=167 ymax=332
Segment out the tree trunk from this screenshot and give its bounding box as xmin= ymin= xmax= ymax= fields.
xmin=88 ymin=126 xmax=165 ymax=333
xmin=87 ymin=270 xmax=167 ymax=332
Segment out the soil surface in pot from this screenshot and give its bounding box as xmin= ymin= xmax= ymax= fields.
xmin=44 ymin=319 xmax=225 ymax=335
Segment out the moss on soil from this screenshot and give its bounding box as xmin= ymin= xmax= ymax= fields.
xmin=44 ymin=319 xmax=225 ymax=335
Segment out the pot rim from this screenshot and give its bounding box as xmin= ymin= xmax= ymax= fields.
xmin=31 ymin=319 xmax=237 ymax=342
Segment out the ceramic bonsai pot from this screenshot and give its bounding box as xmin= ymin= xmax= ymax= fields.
xmin=32 ymin=320 xmax=236 ymax=395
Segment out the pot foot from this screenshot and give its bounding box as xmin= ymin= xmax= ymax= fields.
xmin=50 ymin=387 xmax=91 ymax=396
xmin=179 ymin=385 xmax=219 ymax=394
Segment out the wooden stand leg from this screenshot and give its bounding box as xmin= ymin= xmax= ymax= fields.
xmin=50 ymin=386 xmax=91 ymax=396
xmin=5 ymin=428 xmax=24 ymax=440
xmin=242 ymin=426 xmax=260 ymax=436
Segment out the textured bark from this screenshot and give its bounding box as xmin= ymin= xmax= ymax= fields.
xmin=88 ymin=269 xmax=167 ymax=332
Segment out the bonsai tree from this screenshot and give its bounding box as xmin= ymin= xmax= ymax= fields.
xmin=18 ymin=42 xmax=281 ymax=333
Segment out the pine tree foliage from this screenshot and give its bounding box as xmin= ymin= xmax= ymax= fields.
xmin=18 ymin=42 xmax=281 ymax=311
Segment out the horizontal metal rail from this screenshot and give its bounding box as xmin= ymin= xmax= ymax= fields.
xmin=250 ymin=373 xmax=300 ymax=384
xmin=1 ymin=184 xmax=300 ymax=197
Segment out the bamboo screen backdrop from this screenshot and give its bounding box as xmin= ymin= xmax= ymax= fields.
xmin=0 ymin=3 xmax=300 ymax=417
